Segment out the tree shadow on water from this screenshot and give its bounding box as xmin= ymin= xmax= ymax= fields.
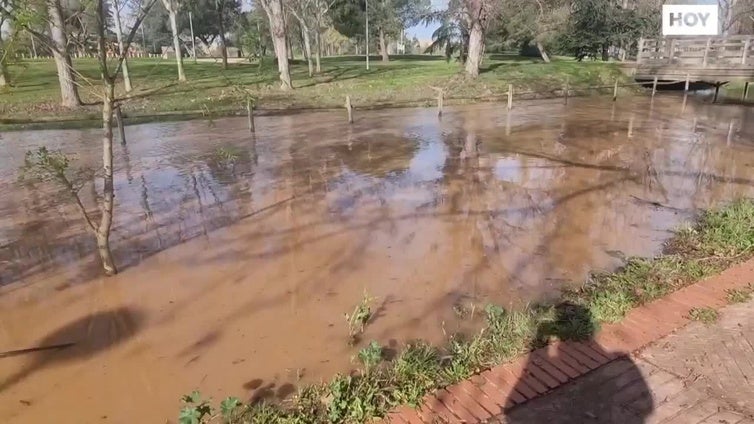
xmin=0 ymin=307 xmax=145 ymax=393
xmin=504 ymin=303 xmax=653 ymax=423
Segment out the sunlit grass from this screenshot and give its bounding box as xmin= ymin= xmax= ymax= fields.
xmin=1 ymin=55 xmax=629 ymax=127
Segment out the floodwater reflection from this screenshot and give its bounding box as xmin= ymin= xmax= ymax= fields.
xmin=2 ymin=96 xmax=754 ymax=423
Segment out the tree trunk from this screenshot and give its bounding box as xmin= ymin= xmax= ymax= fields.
xmin=0 ymin=60 xmax=8 ymax=87
xmin=98 ymin=49 xmax=118 ymax=275
xmin=601 ymin=44 xmax=609 ymax=61
xmin=292 ymin=13 xmax=314 ymax=77
xmin=217 ymin=2 xmax=228 ymax=69
xmin=168 ymin=9 xmax=187 ymax=81
xmin=48 ymin=0 xmax=82 ymax=107
xmin=379 ymin=28 xmax=389 ymax=62
xmin=112 ymin=0 xmax=132 ymax=92
xmin=303 ymin=28 xmax=313 ymax=77
xmin=314 ymin=28 xmax=321 ymax=72
xmin=261 ymin=0 xmax=292 ymax=90
xmin=465 ymin=20 xmax=484 ymax=77
xmin=536 ymin=41 xmax=550 ymax=63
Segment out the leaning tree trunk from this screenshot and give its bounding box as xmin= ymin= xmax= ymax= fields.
xmin=112 ymin=0 xmax=132 ymax=91
xmin=98 ymin=81 xmax=118 ymax=275
xmin=378 ymin=28 xmax=389 ymax=62
xmin=293 ymin=14 xmax=314 ymax=77
xmin=217 ymin=2 xmax=228 ymax=69
xmin=48 ymin=0 xmax=82 ymax=107
xmin=465 ymin=20 xmax=484 ymax=77
xmin=168 ymin=9 xmax=187 ymax=81
xmin=303 ymin=29 xmax=313 ymax=77
xmin=536 ymin=41 xmax=550 ymax=63
xmin=262 ymin=0 xmax=292 ymax=90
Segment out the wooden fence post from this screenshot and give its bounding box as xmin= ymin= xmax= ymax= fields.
xmin=651 ymin=76 xmax=658 ymax=98
xmin=115 ymin=106 xmax=126 ymax=145
xmin=345 ymin=95 xmax=353 ymax=124
xmin=564 ymin=78 xmax=569 ymax=105
xmin=613 ymin=79 xmax=619 ymax=101
xmin=246 ymin=99 xmax=255 ymax=133
xmin=507 ymin=84 xmax=513 ymax=110
xmin=636 ymin=37 xmax=644 ymax=64
xmin=667 ymin=38 xmax=676 ymax=64
xmin=742 ymin=38 xmax=751 ymax=65
xmin=702 ymin=38 xmax=711 ymax=67
xmin=437 ymin=91 xmax=443 ymax=117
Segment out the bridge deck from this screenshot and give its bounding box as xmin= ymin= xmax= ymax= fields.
xmin=634 ymin=36 xmax=754 ymax=82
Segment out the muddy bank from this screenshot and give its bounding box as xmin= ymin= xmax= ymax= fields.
xmin=2 ymin=96 xmax=754 ymax=423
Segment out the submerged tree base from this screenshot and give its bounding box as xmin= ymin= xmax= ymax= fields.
xmin=182 ymin=199 xmax=754 ymax=424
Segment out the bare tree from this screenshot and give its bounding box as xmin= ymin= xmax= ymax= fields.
xmin=1 ymin=0 xmax=83 ymax=106
xmin=312 ymin=0 xmax=335 ymax=72
xmin=259 ymin=0 xmax=292 ymax=90
xmin=48 ymin=0 xmax=83 ymax=105
xmin=287 ymin=0 xmax=314 ymax=76
xmin=113 ymin=0 xmax=133 ymax=91
xmin=22 ymin=0 xmax=157 ymax=276
xmin=161 ymin=0 xmax=187 ymax=81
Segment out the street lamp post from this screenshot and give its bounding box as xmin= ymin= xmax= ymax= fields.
xmin=365 ymin=0 xmax=370 ymax=70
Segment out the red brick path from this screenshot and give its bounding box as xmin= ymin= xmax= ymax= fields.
xmin=382 ymin=259 xmax=754 ymax=424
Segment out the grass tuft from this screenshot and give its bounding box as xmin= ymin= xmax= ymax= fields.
xmin=688 ymin=307 xmax=719 ymax=324
xmin=726 ymin=284 xmax=754 ymax=304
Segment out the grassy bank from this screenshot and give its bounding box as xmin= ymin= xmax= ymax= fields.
xmin=1 ymin=55 xmax=630 ymax=128
xmin=179 ymin=199 xmax=754 ymax=424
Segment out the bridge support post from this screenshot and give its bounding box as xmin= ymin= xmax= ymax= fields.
xmin=636 ymin=38 xmax=644 ymax=65
xmin=684 ymin=74 xmax=690 ymax=93
xmin=713 ymin=83 xmax=721 ymax=103
xmin=742 ymin=82 xmax=750 ymax=102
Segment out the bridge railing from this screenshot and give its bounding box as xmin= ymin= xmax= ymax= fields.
xmin=637 ymin=36 xmax=754 ymax=68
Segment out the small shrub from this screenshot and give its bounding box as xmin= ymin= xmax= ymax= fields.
xmin=345 ymin=291 xmax=375 ymax=344
xmin=357 ymin=341 xmax=383 ymax=370
xmin=726 ymin=284 xmax=754 ymax=304
xmin=688 ymin=307 xmax=719 ymax=324
xmin=179 ymin=391 xmax=213 ymax=424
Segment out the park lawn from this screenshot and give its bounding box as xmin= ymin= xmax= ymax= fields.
xmin=0 ymin=54 xmax=630 ymax=126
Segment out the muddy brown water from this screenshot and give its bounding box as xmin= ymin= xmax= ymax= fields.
xmin=2 ymin=96 xmax=754 ymax=423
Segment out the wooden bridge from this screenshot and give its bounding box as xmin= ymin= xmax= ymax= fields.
xmin=634 ymin=35 xmax=754 ymax=83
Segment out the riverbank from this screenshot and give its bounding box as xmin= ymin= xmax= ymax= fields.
xmin=180 ymin=199 xmax=754 ymax=423
xmin=1 ymin=55 xmax=631 ymax=130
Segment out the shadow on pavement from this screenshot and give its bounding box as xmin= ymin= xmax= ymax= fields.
xmin=504 ymin=303 xmax=653 ymax=423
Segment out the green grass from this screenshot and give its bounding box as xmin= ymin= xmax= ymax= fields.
xmin=0 ymin=55 xmax=630 ymax=127
xmin=688 ymin=307 xmax=719 ymax=324
xmin=176 ymin=199 xmax=754 ymax=424
xmin=726 ymin=284 xmax=754 ymax=303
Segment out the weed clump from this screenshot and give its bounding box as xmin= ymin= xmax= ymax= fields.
xmin=726 ymin=284 xmax=754 ymax=303
xmin=689 ymin=307 xmax=719 ymax=324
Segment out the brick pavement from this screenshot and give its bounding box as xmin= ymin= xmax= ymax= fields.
xmin=383 ymin=259 xmax=754 ymax=424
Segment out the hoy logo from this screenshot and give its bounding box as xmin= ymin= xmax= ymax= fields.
xmin=663 ymin=4 xmax=719 ymax=35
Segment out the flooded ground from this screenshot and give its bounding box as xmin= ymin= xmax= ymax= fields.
xmin=2 ymin=96 xmax=754 ymax=423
